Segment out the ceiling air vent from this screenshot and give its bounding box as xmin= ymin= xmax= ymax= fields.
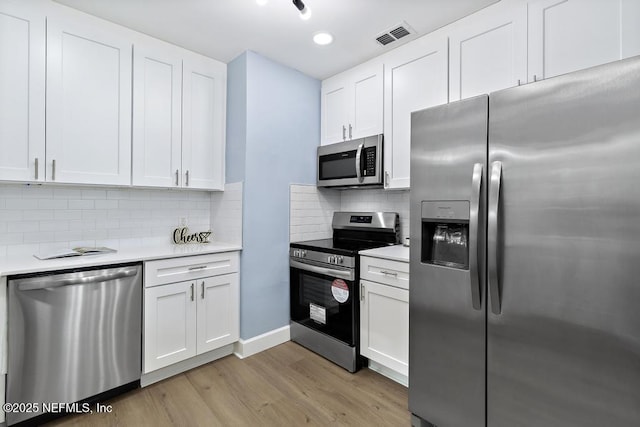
xmin=375 ymin=21 xmax=415 ymax=47
xmin=376 ymin=33 xmax=395 ymax=46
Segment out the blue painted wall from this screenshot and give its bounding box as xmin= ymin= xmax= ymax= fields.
xmin=226 ymin=51 xmax=320 ymax=339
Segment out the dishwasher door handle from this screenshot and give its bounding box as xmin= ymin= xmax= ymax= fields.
xmin=18 ymin=268 xmax=139 ymax=291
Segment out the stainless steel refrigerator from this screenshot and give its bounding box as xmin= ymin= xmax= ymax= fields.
xmin=409 ymin=56 xmax=640 ymax=427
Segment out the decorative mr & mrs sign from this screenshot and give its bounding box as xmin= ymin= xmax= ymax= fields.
xmin=172 ymin=227 xmax=212 ymax=244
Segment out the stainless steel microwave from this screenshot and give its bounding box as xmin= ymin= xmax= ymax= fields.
xmin=317 ymin=134 xmax=383 ymax=188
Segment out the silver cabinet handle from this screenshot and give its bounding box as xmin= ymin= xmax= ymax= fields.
xmin=190 ymin=283 xmax=195 ymax=301
xmin=34 ymin=157 xmax=39 ymax=180
xmin=385 ymin=171 xmax=390 ymax=187
xmin=533 ymin=74 xmax=538 ymax=82
xmin=348 ymin=123 xmax=353 ymax=139
xmin=188 ymin=265 xmax=208 ymax=271
xmin=52 ymin=159 xmax=56 ymax=181
xmin=342 ymin=125 xmax=346 ymax=141
xmin=517 ymin=79 xmax=521 ymax=86
xmin=18 ymin=268 xmax=138 ymax=291
xmin=360 ymin=283 xmax=365 ymax=302
xmin=380 ymin=270 xmax=398 ymax=277
xmin=201 ymin=281 xmax=205 ymax=299
xmin=185 ymin=170 xmax=189 ymax=187
xmin=175 ymin=169 xmax=179 ymax=186
xmin=355 ymin=142 xmax=364 ymax=182
xmin=488 ymin=161 xmax=502 ymax=315
xmin=469 ymin=163 xmax=483 ymax=310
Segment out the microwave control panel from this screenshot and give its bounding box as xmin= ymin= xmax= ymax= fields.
xmin=363 ymin=147 xmax=376 ymax=176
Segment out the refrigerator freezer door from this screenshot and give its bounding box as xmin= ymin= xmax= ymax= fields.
xmin=409 ymin=95 xmax=488 ymax=426
xmin=488 ymin=56 xmax=640 ymax=426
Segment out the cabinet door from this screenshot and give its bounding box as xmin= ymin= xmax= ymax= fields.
xmin=0 ymin=2 xmax=45 ymax=182
xmin=144 ymin=281 xmax=197 ymax=373
xmin=46 ymin=13 xmax=132 ymax=185
xmin=360 ymin=279 xmax=409 ymax=376
xmin=182 ymin=52 xmax=226 ymax=190
xmin=350 ymin=61 xmax=383 ymax=140
xmin=528 ymin=0 xmax=640 ymax=81
xmin=321 ymin=77 xmax=348 ymax=145
xmin=383 ymin=36 xmax=448 ymax=189
xmin=449 ymin=3 xmax=527 ymax=100
xmin=132 ymin=40 xmax=182 ymax=188
xmin=196 ymin=273 xmax=239 ymax=354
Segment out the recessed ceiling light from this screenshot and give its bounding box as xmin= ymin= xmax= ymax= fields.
xmin=256 ymin=0 xmax=268 ymax=5
xmin=313 ymin=32 xmax=333 ymax=46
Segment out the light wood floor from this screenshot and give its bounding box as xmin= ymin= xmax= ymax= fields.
xmin=46 ymin=341 xmax=410 ymax=426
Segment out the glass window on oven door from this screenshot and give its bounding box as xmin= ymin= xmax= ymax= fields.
xmin=290 ymin=269 xmax=355 ymax=346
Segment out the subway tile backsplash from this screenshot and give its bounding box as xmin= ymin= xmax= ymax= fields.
xmin=289 ymin=185 xmax=410 ymax=243
xmin=211 ymin=181 xmax=243 ymax=245
xmin=0 ymin=183 xmax=212 ymax=257
xmin=289 ymin=184 xmax=341 ymax=242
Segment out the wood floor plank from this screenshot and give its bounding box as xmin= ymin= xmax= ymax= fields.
xmin=45 ymin=341 xmax=410 ymax=426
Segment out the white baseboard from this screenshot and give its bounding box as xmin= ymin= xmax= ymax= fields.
xmin=233 ymin=325 xmax=290 ymax=359
xmin=368 ymin=360 xmax=409 ymax=387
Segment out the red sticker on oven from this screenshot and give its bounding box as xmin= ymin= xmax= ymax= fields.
xmin=331 ymin=279 xmax=349 ymax=303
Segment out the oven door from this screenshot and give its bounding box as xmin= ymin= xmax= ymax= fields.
xmin=290 ymin=259 xmax=356 ymax=346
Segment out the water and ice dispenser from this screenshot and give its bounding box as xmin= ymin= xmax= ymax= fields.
xmin=421 ymin=201 xmax=469 ymax=269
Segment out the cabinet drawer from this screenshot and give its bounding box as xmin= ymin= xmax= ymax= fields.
xmin=360 ymin=256 xmax=409 ymax=290
xmin=145 ymin=252 xmax=239 ymax=288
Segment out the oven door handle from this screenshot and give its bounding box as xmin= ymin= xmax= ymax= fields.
xmin=290 ymin=260 xmax=354 ymax=281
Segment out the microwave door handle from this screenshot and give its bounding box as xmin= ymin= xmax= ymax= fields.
xmin=355 ymin=142 xmax=364 ymax=182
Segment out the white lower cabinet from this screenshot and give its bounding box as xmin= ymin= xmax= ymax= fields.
xmin=360 ymin=255 xmax=409 ymax=382
xmin=143 ymin=253 xmax=239 ymax=374
xmin=144 ymin=280 xmax=197 ymax=372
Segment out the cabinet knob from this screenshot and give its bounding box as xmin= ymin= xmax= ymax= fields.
xmin=348 ymin=124 xmax=353 ymax=139
xmin=342 ymin=125 xmax=346 ymax=141
xmin=175 ymin=169 xmax=179 ymax=186
xmin=34 ymin=157 xmax=39 ymax=180
xmin=201 ymin=281 xmax=205 ymax=299
xmin=52 ymin=159 xmax=56 ymax=181
xmin=185 ymin=170 xmax=190 ymax=187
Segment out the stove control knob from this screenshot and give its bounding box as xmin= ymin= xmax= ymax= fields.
xmin=337 ymin=256 xmax=343 ymax=264
xmin=293 ymin=249 xmax=298 ymax=257
xmin=328 ymin=255 xmax=335 ymax=264
xmin=301 ymin=250 xmax=307 ymax=258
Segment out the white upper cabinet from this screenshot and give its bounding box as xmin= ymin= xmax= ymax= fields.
xmin=182 ymin=52 xmax=226 ymax=190
xmin=322 ymin=81 xmax=348 ymax=144
xmin=383 ymin=35 xmax=448 ymax=189
xmin=132 ymin=40 xmax=183 ymax=188
xmin=321 ymin=60 xmax=383 ymax=145
xmin=46 ymin=11 xmax=132 ymax=185
xmin=528 ymin=0 xmax=640 ymax=81
xmin=449 ymin=2 xmax=527 ymax=100
xmin=0 ymin=2 xmax=45 ymax=182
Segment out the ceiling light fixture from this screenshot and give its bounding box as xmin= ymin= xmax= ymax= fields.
xmin=313 ymin=32 xmax=333 ymax=46
xmin=292 ymin=0 xmax=311 ymax=20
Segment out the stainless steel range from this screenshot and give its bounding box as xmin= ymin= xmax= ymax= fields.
xmin=289 ymin=212 xmax=399 ymax=372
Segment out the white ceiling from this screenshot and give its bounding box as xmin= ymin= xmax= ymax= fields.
xmin=53 ymin=0 xmax=499 ymax=80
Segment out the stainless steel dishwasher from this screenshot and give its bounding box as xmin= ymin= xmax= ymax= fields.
xmin=7 ymin=263 xmax=142 ymax=425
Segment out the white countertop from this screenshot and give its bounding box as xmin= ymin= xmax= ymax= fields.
xmin=0 ymin=242 xmax=242 ymax=277
xmin=359 ymin=244 xmax=410 ymax=263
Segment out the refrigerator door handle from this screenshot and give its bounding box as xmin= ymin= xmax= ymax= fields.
xmin=488 ymin=161 xmax=502 ymax=314
xmin=469 ymin=162 xmax=483 ymax=310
